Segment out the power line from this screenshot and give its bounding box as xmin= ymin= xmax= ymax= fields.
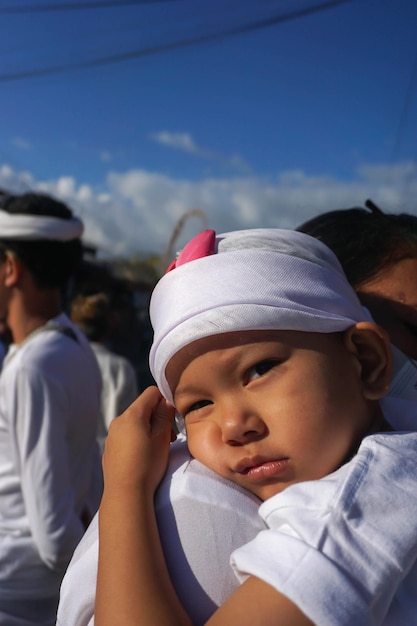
xmin=0 ymin=0 xmax=352 ymax=82
xmin=0 ymin=0 xmax=177 ymax=13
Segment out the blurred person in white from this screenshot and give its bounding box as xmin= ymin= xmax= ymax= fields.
xmin=70 ymin=292 xmax=138 ymax=451
xmin=0 ymin=192 xmax=103 ymax=626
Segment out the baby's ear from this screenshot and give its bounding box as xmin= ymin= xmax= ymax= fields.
xmin=343 ymin=322 xmax=392 ymax=400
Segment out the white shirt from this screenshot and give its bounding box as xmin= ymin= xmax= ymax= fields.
xmin=231 ymin=431 xmax=417 ymax=626
xmin=57 ymin=437 xmax=266 ymax=626
xmin=90 ymin=342 xmax=138 ymax=448
xmin=0 ymin=314 xmax=103 ymax=609
xmin=57 ymin=367 xmax=417 ymax=625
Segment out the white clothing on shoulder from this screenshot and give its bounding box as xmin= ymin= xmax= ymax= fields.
xmin=57 ymin=380 xmax=417 ymax=626
xmin=57 ymin=436 xmax=266 ymax=626
xmin=0 ymin=313 xmax=103 ymax=624
xmin=231 ymin=430 xmax=417 ymax=626
xmin=90 ymin=342 xmax=138 ymax=447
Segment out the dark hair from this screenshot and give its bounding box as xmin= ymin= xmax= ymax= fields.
xmin=0 ymin=192 xmax=83 ymax=290
xmin=70 ymin=292 xmax=110 ymax=342
xmin=297 ymin=200 xmax=417 ymax=289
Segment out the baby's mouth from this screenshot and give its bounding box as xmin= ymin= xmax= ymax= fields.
xmin=235 ymin=456 xmax=290 ymax=481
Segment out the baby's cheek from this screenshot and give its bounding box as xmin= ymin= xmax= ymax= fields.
xmin=187 ymin=423 xmax=215 ymax=462
xmin=186 ymin=422 xmax=202 ymax=447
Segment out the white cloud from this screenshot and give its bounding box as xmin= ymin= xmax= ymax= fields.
xmin=0 ymin=165 xmax=34 ymax=192
xmin=151 ymin=130 xmax=251 ymax=173
xmin=0 ymin=161 xmax=416 ymax=258
xmin=151 ymin=131 xmax=200 ymax=155
xmin=226 ymin=153 xmax=251 ymax=174
xmin=356 ymin=161 xmax=417 ymax=184
xmin=11 ymin=137 xmax=31 ymax=151
xmin=56 ymin=176 xmax=76 ymax=197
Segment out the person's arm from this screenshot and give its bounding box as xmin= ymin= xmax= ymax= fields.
xmin=206 ymin=576 xmax=313 ymax=626
xmin=95 ymin=386 xmax=313 ymax=626
xmin=14 ymin=367 xmax=84 ymax=568
xmin=95 ymin=386 xmax=192 ymax=626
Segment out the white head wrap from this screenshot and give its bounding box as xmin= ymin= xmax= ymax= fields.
xmin=0 ymin=209 xmax=83 ymax=241
xmin=149 ymin=228 xmax=367 ymax=405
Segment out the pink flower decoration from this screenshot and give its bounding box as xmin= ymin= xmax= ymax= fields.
xmin=166 ymin=229 xmax=216 ymax=272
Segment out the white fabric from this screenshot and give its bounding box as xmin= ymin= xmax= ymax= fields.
xmin=57 ymin=437 xmax=266 ymax=626
xmin=0 ymin=313 xmax=103 ymax=624
xmin=231 ymin=430 xmax=417 ymax=626
xmin=0 ymin=210 xmax=83 ymax=241
xmin=90 ymin=343 xmax=138 ymax=450
xmin=150 ymin=228 xmax=367 ymax=403
xmin=56 ymin=367 xmax=417 ymax=626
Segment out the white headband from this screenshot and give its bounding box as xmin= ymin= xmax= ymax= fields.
xmin=149 ymin=228 xmax=367 ymax=405
xmin=0 ymin=210 xmax=84 ymax=241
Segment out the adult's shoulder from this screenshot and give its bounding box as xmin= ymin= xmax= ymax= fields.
xmin=231 ymin=432 xmax=417 ymax=626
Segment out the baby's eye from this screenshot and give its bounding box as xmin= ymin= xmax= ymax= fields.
xmin=247 ymin=359 xmax=278 ymax=382
xmin=183 ymin=399 xmax=212 ymax=416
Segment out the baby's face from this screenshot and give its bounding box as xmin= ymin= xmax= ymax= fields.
xmin=167 ymin=329 xmax=378 ymax=501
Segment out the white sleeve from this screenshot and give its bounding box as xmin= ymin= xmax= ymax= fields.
xmin=12 ymin=366 xmax=84 ymax=570
xmin=109 ymin=360 xmax=138 ymax=427
xmin=56 ymin=514 xmax=98 ymax=626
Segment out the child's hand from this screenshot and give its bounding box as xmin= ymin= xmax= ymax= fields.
xmin=101 ymin=386 xmax=175 ymax=499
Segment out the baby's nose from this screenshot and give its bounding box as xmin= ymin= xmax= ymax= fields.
xmin=221 ymin=410 xmax=267 ymax=445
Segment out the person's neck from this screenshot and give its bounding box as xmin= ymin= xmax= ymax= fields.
xmin=9 ymin=291 xmax=63 ymax=344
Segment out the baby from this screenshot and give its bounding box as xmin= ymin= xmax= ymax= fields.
xmin=96 ymin=228 xmax=417 ymax=626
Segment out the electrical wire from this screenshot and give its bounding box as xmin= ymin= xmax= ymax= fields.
xmin=0 ymin=0 xmax=178 ymax=13
xmin=0 ymin=0 xmax=352 ymax=82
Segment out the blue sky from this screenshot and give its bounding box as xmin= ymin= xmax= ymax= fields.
xmin=0 ymin=0 xmax=416 ymax=257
